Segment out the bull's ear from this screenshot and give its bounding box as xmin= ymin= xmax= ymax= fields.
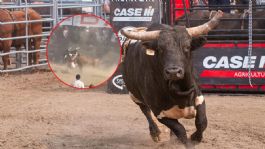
xmin=142 ymin=41 xmax=158 ymax=56
xmin=142 ymin=41 xmax=157 ymax=49
xmin=191 ymin=37 xmax=206 ymax=51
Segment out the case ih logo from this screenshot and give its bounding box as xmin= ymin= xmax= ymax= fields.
xmin=113 ymin=6 xmax=155 ymax=21
xmin=110 ymin=0 xmax=159 ymax=23
xmin=201 ymin=55 xmax=265 ymax=78
xmin=203 ymin=56 xmax=265 ymax=69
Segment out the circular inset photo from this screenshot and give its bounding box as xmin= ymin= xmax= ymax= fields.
xmin=47 ymin=14 xmax=121 ymax=89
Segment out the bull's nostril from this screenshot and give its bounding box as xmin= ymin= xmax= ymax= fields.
xmin=176 ymin=68 xmax=184 ymax=77
xmin=165 ymin=67 xmax=184 ymax=79
xmin=177 ymin=68 xmax=184 ymax=74
xmin=165 ymin=69 xmax=171 ymax=75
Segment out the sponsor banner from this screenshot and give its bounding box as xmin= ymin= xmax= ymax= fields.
xmin=107 ymin=66 xmax=128 ymax=94
xmin=110 ymin=0 xmax=160 ymax=31
xmin=193 ymin=47 xmax=265 ymax=85
xmin=107 ymin=0 xmax=160 ymax=93
xmin=200 ymin=70 xmax=265 ymax=78
xmin=112 ymin=75 xmax=126 ymax=90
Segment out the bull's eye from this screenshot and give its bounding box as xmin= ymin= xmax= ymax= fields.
xmin=157 ymin=47 xmax=163 ymax=54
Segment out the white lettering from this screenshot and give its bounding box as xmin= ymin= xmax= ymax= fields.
xmin=144 ymin=6 xmax=154 ymax=16
xmin=230 ymin=56 xmax=243 ymax=68
xmin=203 ymin=56 xmax=216 ymax=69
xmin=202 ymin=56 xmax=262 ymax=69
xmin=259 ymin=56 xmax=265 ymax=68
xmin=234 ymin=71 xmax=265 ymax=78
xmin=127 ymin=8 xmax=135 ymax=16
xmin=120 ymin=8 xmax=127 ymax=16
xmin=114 ymin=8 xmax=120 ymax=16
xmin=215 ymin=56 xmax=229 ymax=68
xmin=113 ymin=8 xmax=143 ymax=16
xmin=135 ymin=8 xmax=142 ymax=16
xmin=243 ymin=56 xmax=256 ymax=68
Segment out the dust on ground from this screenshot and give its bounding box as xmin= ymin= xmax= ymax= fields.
xmin=0 ymin=71 xmax=264 ymax=149
xmin=50 ymin=63 xmax=116 ymax=87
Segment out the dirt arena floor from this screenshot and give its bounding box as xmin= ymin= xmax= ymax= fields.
xmin=50 ymin=63 xmax=117 ymax=87
xmin=0 ymin=71 xmax=264 ymax=149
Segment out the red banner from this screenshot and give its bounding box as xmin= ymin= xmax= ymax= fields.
xmin=200 ymin=70 xmax=265 ymax=78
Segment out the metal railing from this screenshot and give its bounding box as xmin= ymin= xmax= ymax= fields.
xmin=168 ymin=1 xmax=265 ymax=43
xmin=161 ymin=0 xmax=265 ymax=89
xmin=0 ymin=0 xmax=106 ymax=73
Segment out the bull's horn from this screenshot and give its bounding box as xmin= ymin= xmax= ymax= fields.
xmin=121 ymin=28 xmax=161 ymax=41
xmin=133 ymin=27 xmax=148 ymax=32
xmin=186 ymin=10 xmax=223 ymax=37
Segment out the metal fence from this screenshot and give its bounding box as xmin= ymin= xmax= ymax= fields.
xmin=165 ymin=0 xmax=265 ymax=43
xmin=160 ymin=0 xmax=265 ymax=92
xmin=0 ymin=0 xmax=106 ymax=72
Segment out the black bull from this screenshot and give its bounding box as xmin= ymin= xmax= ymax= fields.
xmin=121 ymin=11 xmax=223 ymax=147
xmin=175 ymin=10 xmax=265 ymax=40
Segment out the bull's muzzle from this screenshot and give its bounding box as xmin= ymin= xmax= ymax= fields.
xmin=164 ymin=66 xmax=184 ymax=80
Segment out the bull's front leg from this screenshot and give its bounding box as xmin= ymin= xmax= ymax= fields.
xmin=138 ymin=104 xmax=161 ymax=142
xmin=191 ymin=96 xmax=207 ymax=142
xmin=130 ymin=94 xmax=161 ymax=142
xmin=158 ymin=118 xmax=188 ymax=144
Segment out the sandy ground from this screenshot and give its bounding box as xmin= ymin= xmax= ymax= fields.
xmin=0 ymin=71 xmax=264 ymax=149
xmin=49 ymin=63 xmax=117 ymax=88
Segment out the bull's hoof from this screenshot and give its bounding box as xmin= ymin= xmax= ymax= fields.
xmin=151 ymin=134 xmax=161 ymax=142
xmin=150 ymin=126 xmax=161 ymax=142
xmin=185 ymin=141 xmax=195 ymax=149
xmin=190 ymin=132 xmax=203 ymax=142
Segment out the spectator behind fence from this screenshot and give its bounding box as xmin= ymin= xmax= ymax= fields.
xmin=193 ymin=0 xmax=208 ymax=6
xmin=103 ymin=0 xmax=110 ymax=14
xmin=236 ymin=0 xmax=264 ymax=12
xmin=208 ymin=0 xmax=231 ymax=13
xmin=73 ymin=74 xmax=85 ymax=88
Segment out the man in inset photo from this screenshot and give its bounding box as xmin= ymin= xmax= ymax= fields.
xmin=73 ymin=74 xmax=85 ymax=88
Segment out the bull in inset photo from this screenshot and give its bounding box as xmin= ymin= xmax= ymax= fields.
xmin=64 ymin=47 xmax=99 ymax=71
xmin=122 ymin=10 xmax=223 ymax=148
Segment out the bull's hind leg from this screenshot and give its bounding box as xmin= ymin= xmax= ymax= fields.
xmin=191 ymin=96 xmax=207 ymax=142
xmin=2 ymin=55 xmax=10 ymax=70
xmin=2 ymin=40 xmax=12 ymax=70
xmin=32 ymin=37 xmax=41 ymax=64
xmin=130 ymin=94 xmax=161 ymax=142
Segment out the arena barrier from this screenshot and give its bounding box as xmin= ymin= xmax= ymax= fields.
xmin=107 ymin=0 xmax=161 ymax=94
